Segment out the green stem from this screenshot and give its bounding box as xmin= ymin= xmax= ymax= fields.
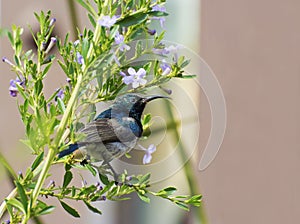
xmin=25 ymin=20 xmax=102 ymax=223
xmin=28 ymin=74 xmax=83 ymax=221
xmin=163 ymin=101 xmax=209 ymax=224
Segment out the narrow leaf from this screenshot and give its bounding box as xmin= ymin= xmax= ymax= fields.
xmin=63 ymin=171 xmax=73 ymax=188
xmin=6 ymin=198 xmax=26 ymax=214
xmin=37 ymin=205 xmax=55 ymax=216
xmin=175 ymin=201 xmax=190 ymax=211
xmin=137 ymin=192 xmax=150 ymax=203
xmin=86 ymin=164 xmax=97 ymax=176
xmin=99 ymin=173 xmax=110 ymax=185
xmin=116 ymin=13 xmax=147 ymax=27
xmin=31 ymin=151 xmax=44 ymax=171
xmin=15 ymin=181 xmax=28 ymax=211
xmin=83 ymin=201 xmax=102 ymax=215
xmin=59 ymin=200 xmax=80 ymax=218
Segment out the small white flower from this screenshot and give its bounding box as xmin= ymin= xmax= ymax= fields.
xmin=121 ymin=67 xmax=147 ymax=88
xmin=139 ymin=144 xmax=157 ymax=164
xmin=98 ymin=15 xmax=117 ymax=28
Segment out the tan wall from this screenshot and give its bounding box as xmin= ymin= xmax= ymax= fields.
xmin=200 ymin=0 xmax=300 ymax=223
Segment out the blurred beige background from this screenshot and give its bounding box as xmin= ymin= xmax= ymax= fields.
xmin=0 ymin=0 xmax=299 ymax=224
xmin=200 ymin=0 xmax=300 ymax=223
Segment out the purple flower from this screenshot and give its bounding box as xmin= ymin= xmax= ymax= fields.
xmin=9 ymin=78 xmax=24 ymax=97
xmin=152 ymin=4 xmax=166 ymax=12
xmin=45 ymin=37 xmax=57 ymax=53
xmin=114 ymin=31 xmax=130 ymax=52
xmin=139 ymin=144 xmax=156 ymax=164
xmin=151 ymin=4 xmax=167 ymax=28
xmin=47 ymin=180 xmax=55 ymax=188
xmin=73 ymin=39 xmax=80 ymax=46
xmin=95 ymin=182 xmax=103 ymax=192
xmin=56 ymin=89 xmax=65 ymax=100
xmin=147 ymin=28 xmax=156 ymax=35
xmin=100 ymin=195 xmax=106 ymax=201
xmin=122 ymin=67 xmax=147 ymax=88
xmin=76 ymin=52 xmax=84 ymax=65
xmin=160 ymin=59 xmax=171 ymax=76
xmin=153 ymin=45 xmax=181 ymax=62
xmin=98 ymin=15 xmax=117 ymax=28
xmin=49 ymin=18 xmax=56 ymax=26
xmin=2 ymin=57 xmax=14 ymax=66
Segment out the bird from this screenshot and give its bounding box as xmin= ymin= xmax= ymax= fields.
xmin=58 ymin=93 xmax=169 ymax=179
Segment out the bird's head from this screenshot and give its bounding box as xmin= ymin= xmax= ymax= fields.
xmin=112 ymin=94 xmax=170 ymax=121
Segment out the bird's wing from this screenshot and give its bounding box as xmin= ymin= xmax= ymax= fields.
xmin=79 ymin=118 xmax=138 ymax=144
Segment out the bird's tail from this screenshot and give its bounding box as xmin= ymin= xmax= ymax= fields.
xmin=58 ymin=143 xmax=79 ymax=158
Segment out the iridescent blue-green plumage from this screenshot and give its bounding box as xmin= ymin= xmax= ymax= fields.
xmin=58 ymin=94 xmax=168 ymax=162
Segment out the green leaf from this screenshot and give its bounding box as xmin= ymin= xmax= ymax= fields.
xmin=142 ymin=113 xmax=151 ymax=126
xmin=99 ymin=173 xmax=110 ymax=185
xmin=180 ymin=59 xmax=190 ymax=68
xmin=7 ymin=31 xmax=14 ymax=45
xmin=37 ymin=205 xmax=55 ymax=216
xmin=83 ymin=201 xmax=102 ymax=215
xmin=59 ymin=200 xmax=80 ymax=218
xmin=116 ymin=13 xmax=147 ymax=27
xmin=34 ymin=79 xmax=43 ymax=96
xmin=137 ymin=192 xmax=150 ymax=203
xmin=148 ymin=11 xmax=169 ymax=17
xmin=15 ymin=181 xmax=28 ymax=211
xmin=175 ymin=201 xmax=190 ymax=211
xmin=86 ymin=164 xmax=97 ymax=176
xmin=179 ymin=74 xmax=196 ymax=79
xmin=81 ymin=38 xmax=89 ymax=58
xmin=88 ymin=13 xmax=96 ymax=28
xmin=31 ymin=151 xmax=44 ymax=171
xmin=157 ymin=186 xmax=177 ymax=197
xmin=139 ymin=173 xmax=151 ymax=185
xmin=63 ymin=171 xmax=73 ymax=188
xmin=6 ymin=198 xmax=26 ymax=214
xmin=57 ymin=97 xmax=66 ymax=113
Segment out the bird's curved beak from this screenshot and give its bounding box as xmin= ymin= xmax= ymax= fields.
xmin=144 ymin=95 xmax=171 ymax=103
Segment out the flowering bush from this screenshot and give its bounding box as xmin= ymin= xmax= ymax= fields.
xmin=0 ymin=0 xmax=201 ymax=223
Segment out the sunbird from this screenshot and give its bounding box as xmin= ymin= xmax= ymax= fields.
xmin=58 ymin=93 xmax=169 ymax=179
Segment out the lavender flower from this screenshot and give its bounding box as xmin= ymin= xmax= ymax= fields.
xmin=2 ymin=57 xmax=14 ymax=66
xmin=95 ymin=182 xmax=103 ymax=192
xmin=122 ymin=67 xmax=147 ymax=88
xmin=139 ymin=144 xmax=157 ymax=164
xmin=114 ymin=31 xmax=130 ymax=51
xmin=160 ymin=59 xmax=171 ymax=76
xmin=49 ymin=18 xmax=56 ymax=27
xmin=47 ymin=180 xmax=55 ymax=188
xmin=147 ymin=28 xmax=156 ymax=35
xmin=111 ymin=50 xmax=121 ymax=66
xmin=9 ymin=78 xmax=24 ymax=97
xmin=45 ymin=37 xmax=57 ymax=54
xmin=56 ymin=89 xmax=65 ymax=100
xmin=76 ymin=52 xmax=84 ymax=65
xmin=98 ymin=15 xmax=117 ymax=28
xmin=151 ymin=4 xmax=167 ymax=28
xmin=153 ymin=45 xmax=181 ymax=62
xmin=73 ymin=39 xmax=80 ymax=46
